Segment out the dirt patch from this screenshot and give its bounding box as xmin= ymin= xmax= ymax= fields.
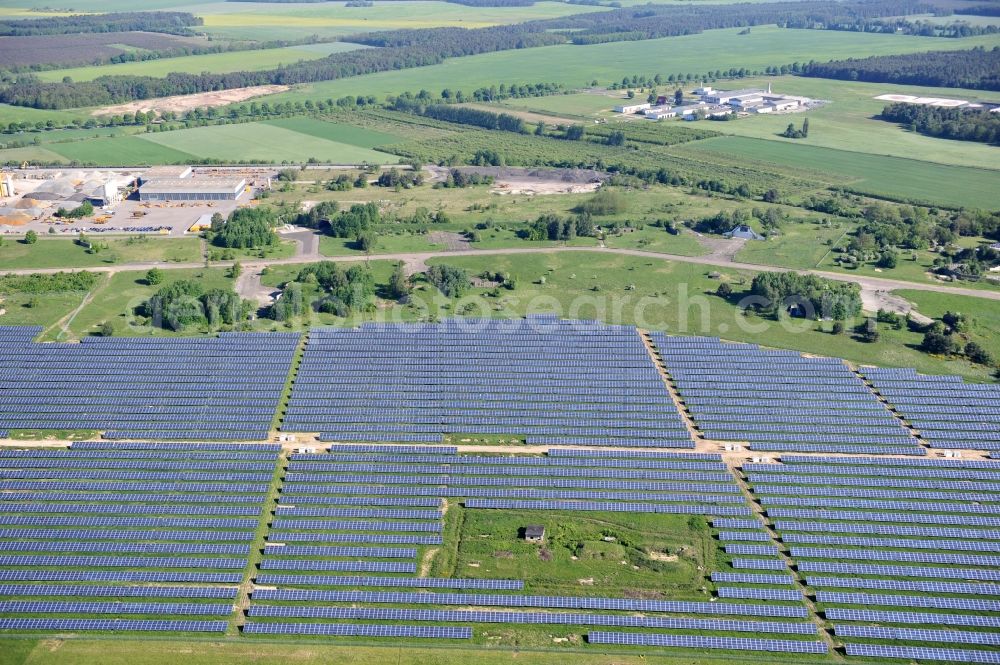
xmin=493 ymin=179 xmax=601 ymax=196
xmin=539 ymin=547 xmax=553 ymax=561
xmin=427 ymin=230 xmax=471 ymax=251
xmin=623 ymin=588 xmax=666 ymax=599
xmin=648 ymin=552 xmax=679 ymax=563
xmin=418 ymin=548 xmax=438 ymax=577
xmin=92 ymin=85 xmax=289 ymax=117
xmin=860 ymin=288 xmax=914 ymax=316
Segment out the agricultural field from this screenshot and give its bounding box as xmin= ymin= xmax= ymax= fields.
xmin=0 ymin=236 xmax=201 ymax=270
xmin=35 ymin=42 xmax=366 ymax=83
xmin=677 ymin=135 xmax=1000 ymax=209
xmin=196 ymin=0 xmax=610 ymax=41
xmin=44 ymin=135 xmax=197 ymax=166
xmin=263 ymin=27 xmax=1000 ymax=105
xmin=138 ymin=122 xmax=400 ymax=165
xmin=0 ymin=31 xmax=207 ymax=68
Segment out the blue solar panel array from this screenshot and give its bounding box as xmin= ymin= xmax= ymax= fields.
xmin=588 ymin=632 xmax=827 ymax=654
xmin=864 ymin=366 xmax=1000 ymax=451
xmin=248 ymin=446 xmax=814 ymax=647
xmin=752 ymin=454 xmax=1000 ymax=659
xmin=0 ymin=444 xmax=279 ymax=633
xmin=282 ymin=318 xmax=692 ymax=447
xmin=0 ymin=328 xmax=298 ymax=439
xmin=652 ymin=334 xmax=923 ymax=455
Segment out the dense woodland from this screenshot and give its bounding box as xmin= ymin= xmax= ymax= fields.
xmin=209 ymin=208 xmax=279 ymax=249
xmin=880 ymin=102 xmax=1000 ymax=145
xmin=0 ymin=12 xmax=201 ymax=37
xmin=802 ymin=47 xmax=1000 ymax=90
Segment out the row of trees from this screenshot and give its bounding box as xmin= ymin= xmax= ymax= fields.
xmin=880 ymin=102 xmax=1000 ymax=146
xmin=520 ymin=213 xmax=597 ymax=241
xmin=532 ymin=0 xmax=929 ymax=44
xmin=802 ymin=47 xmax=1000 ymax=91
xmin=0 ymin=11 xmax=201 ymax=36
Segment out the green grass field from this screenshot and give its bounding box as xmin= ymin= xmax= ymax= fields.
xmin=0 ymin=637 xmax=833 ymax=665
xmin=678 ymin=135 xmax=1000 ymax=209
xmin=262 ymin=117 xmax=401 ymax=148
xmin=701 ymin=75 xmax=1000 ymax=171
xmin=44 ymin=135 xmax=197 ymax=166
xmin=0 ymin=145 xmax=69 ymax=165
xmin=196 ymin=0 xmax=609 ymax=41
xmin=453 ymin=509 xmax=713 ymax=598
xmin=263 ymin=27 xmax=1000 ymax=104
xmin=0 ymin=236 xmax=200 ymax=270
xmin=733 ymin=219 xmax=851 ymax=270
xmin=49 ymin=266 xmax=235 ymax=340
xmin=137 ymin=123 xmax=399 ymax=164
xmin=35 ymin=42 xmax=366 ymax=83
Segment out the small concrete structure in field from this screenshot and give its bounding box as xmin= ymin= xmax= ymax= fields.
xmin=523 ymin=525 xmax=545 ymax=543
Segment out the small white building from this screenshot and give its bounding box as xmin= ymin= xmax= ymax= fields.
xmin=644 ymin=106 xmax=676 ymax=120
xmin=613 ymin=102 xmax=651 ymax=114
xmin=693 ymin=85 xmax=714 ymax=96
xmin=730 ymin=95 xmax=765 ymax=109
xmin=766 ymin=99 xmax=800 ymax=112
xmin=704 ymin=88 xmax=765 ymax=105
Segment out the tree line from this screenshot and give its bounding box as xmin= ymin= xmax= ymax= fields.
xmin=393 ymin=99 xmax=528 ymax=133
xmin=880 ymin=102 xmax=1000 ymax=146
xmin=802 ymin=47 xmax=1000 ymax=91
xmin=0 ymin=11 xmax=201 ymax=36
xmin=530 ymin=0 xmax=930 ymax=44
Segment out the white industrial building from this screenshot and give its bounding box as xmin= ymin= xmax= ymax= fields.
xmin=644 ymin=106 xmax=677 ymax=120
xmin=614 ymin=102 xmax=651 ymax=114
xmin=139 ymin=178 xmax=247 ymax=202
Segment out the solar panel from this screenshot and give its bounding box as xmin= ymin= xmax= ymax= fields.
xmin=844 ymin=643 xmax=1000 ymax=663
xmin=587 ymin=632 xmax=827 ymax=654
xmin=249 ymin=590 xmax=808 ymax=618
xmin=0 ymin=618 xmax=227 ymax=632
xmin=242 ymin=623 xmax=472 ymax=639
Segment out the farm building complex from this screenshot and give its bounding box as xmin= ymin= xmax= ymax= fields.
xmin=614 ymin=85 xmax=814 ymax=121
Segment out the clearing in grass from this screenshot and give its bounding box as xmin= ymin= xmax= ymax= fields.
xmin=0 ymin=236 xmax=201 ymax=271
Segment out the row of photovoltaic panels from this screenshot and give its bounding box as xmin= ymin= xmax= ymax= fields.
xmin=0 ymin=328 xmax=298 ymax=439
xmin=247 ymin=448 xmax=824 ymax=652
xmin=282 ymin=318 xmax=693 ymax=447
xmin=0 ymin=445 xmax=281 ymax=633
xmin=749 ymin=454 xmax=1000 ymax=661
xmin=651 ymin=334 xmax=924 ymax=455
xmin=864 ymin=366 xmax=1000 ymax=450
